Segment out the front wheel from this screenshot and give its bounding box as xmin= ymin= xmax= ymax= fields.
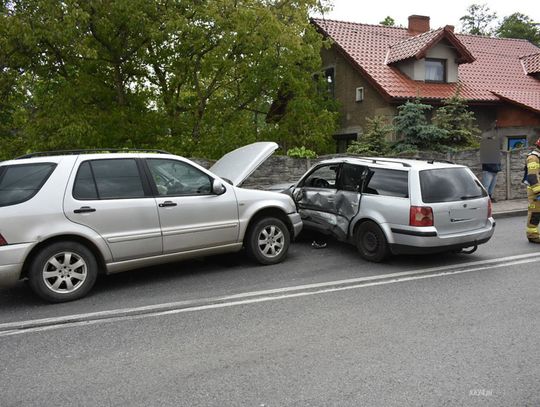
xmin=246 ymin=217 xmax=290 ymax=265
xmin=28 ymin=241 xmax=98 ymax=303
xmin=355 ymin=221 xmax=389 ymax=262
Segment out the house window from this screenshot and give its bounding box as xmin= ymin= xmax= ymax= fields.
xmin=355 ymin=87 xmax=364 ymax=102
xmin=425 ymin=58 xmax=446 ymax=82
xmin=324 ymin=67 xmax=335 ymax=97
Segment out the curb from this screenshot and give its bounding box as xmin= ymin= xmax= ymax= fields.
xmin=493 ymin=209 xmax=527 ymax=219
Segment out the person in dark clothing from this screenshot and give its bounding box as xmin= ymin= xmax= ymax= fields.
xmin=482 ymin=162 xmax=501 ymax=202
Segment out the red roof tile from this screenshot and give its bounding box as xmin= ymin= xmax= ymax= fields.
xmin=312 ymin=18 xmax=540 ymax=111
xmin=387 ymin=26 xmax=474 ymax=65
xmin=521 ymin=53 xmax=540 ymax=75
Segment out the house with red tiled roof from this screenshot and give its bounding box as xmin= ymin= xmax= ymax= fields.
xmin=312 ymin=15 xmax=540 ymax=152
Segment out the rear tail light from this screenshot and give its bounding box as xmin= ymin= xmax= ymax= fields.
xmin=487 ymin=198 xmax=492 ymax=218
xmin=0 ymin=233 xmax=7 ymax=246
xmin=409 ymin=206 xmax=434 ymax=227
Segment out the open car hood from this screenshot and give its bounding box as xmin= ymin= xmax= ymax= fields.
xmin=209 ymin=142 xmax=278 ymax=186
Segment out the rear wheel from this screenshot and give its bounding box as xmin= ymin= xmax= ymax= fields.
xmin=355 ymin=221 xmax=389 ymax=262
xmin=28 ymin=241 xmax=98 ymax=303
xmin=246 ymin=217 xmax=290 ymax=265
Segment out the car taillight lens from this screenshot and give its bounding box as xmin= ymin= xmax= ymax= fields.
xmin=487 ymin=198 xmax=492 ymax=218
xmin=409 ymin=206 xmax=434 ymax=227
xmin=0 ymin=234 xmax=7 ymax=246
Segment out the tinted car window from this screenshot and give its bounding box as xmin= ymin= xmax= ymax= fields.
xmin=363 ymin=168 xmax=409 ymax=198
xmin=73 ymin=159 xmax=145 ymax=200
xmin=420 ymin=167 xmax=486 ymax=203
xmin=147 ymin=159 xmax=212 ymax=196
xmin=0 ymin=163 xmax=56 ymax=207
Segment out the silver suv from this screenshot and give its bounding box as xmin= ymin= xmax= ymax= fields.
xmin=0 ymin=142 xmax=302 ymax=302
xmin=289 ymin=157 xmax=495 ymax=262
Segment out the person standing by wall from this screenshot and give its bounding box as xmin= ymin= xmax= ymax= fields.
xmin=481 ymin=161 xmax=501 ymax=202
xmin=525 ymin=138 xmax=540 ymax=243
xmin=480 ymin=127 xmax=501 ymax=202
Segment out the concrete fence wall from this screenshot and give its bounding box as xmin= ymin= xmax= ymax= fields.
xmin=194 ymin=148 xmax=530 ymax=201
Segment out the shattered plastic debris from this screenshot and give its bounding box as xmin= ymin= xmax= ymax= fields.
xmin=311 ymin=241 xmax=327 ymax=249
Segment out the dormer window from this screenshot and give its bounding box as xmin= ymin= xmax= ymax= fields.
xmin=425 ymin=58 xmax=446 ymax=82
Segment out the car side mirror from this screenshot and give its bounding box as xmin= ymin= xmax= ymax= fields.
xmin=212 ymin=179 xmax=227 ymax=195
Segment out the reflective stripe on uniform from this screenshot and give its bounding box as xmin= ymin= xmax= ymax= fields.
xmin=527 ymin=227 xmax=539 ymax=234
xmin=528 ymin=162 xmax=540 ymax=170
xmin=532 ymin=185 xmax=540 ymax=194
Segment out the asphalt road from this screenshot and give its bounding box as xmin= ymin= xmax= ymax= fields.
xmin=1 ymin=216 xmax=539 ymax=406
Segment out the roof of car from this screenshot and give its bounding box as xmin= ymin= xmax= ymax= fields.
xmin=318 ymin=156 xmax=462 ymax=170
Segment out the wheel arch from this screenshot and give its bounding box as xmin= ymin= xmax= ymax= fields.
xmin=350 ymin=217 xmax=392 ymax=243
xmin=21 ymin=235 xmax=107 ymax=279
xmin=243 ymin=207 xmax=293 ymax=246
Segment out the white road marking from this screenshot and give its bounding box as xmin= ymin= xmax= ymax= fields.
xmin=1 ymin=252 xmax=539 ymax=337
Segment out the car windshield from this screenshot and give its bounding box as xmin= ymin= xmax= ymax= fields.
xmin=420 ymin=167 xmax=486 ymax=203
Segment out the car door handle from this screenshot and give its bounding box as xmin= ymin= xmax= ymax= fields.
xmin=74 ymin=206 xmax=96 ymax=214
xmin=159 ymin=201 xmax=177 ymax=208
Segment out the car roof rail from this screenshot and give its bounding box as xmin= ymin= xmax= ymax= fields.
xmin=357 ymin=157 xmax=412 ymax=168
xmin=15 ymin=148 xmax=172 ymax=159
xmin=406 ymin=157 xmax=455 ymax=165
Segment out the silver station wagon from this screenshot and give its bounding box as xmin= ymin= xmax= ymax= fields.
xmin=0 ymin=142 xmax=302 ymax=302
xmin=288 ymin=157 xmax=495 ymax=262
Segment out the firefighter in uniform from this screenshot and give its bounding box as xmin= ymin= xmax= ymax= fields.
xmin=525 ymin=138 xmax=540 ymax=242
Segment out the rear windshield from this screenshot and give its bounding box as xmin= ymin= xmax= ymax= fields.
xmin=0 ymin=163 xmax=56 ymax=207
xmin=420 ymin=167 xmax=486 ymax=203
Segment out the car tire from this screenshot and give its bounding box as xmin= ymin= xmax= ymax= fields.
xmin=28 ymin=241 xmax=98 ymax=303
xmin=355 ymin=221 xmax=389 ymax=262
xmin=246 ymin=217 xmax=290 ymax=265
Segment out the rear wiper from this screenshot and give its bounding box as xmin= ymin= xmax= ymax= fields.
xmin=460 ymin=194 xmax=482 ymax=200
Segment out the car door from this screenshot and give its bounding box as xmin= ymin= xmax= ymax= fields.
xmin=64 ymin=157 xmax=163 ymax=261
xmin=145 ymin=158 xmax=239 ymax=254
xmin=293 ymin=163 xmax=343 ymax=237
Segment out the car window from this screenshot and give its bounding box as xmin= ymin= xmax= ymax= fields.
xmin=302 ymin=164 xmax=339 ymax=189
xmin=420 ymin=167 xmax=486 ymax=203
xmin=339 ymin=163 xmax=366 ymax=192
xmin=73 ymin=159 xmax=145 ymax=200
xmin=146 ymin=159 xmax=212 ymax=196
xmin=363 ymin=168 xmax=409 ymax=198
xmin=0 ymin=163 xmax=56 ymax=207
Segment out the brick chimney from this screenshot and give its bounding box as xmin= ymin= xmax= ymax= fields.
xmin=408 ymin=15 xmax=430 ymax=34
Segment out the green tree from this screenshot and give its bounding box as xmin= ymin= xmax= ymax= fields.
xmin=459 ymin=3 xmax=497 ymax=35
xmin=432 ymin=92 xmax=481 ymax=149
xmin=392 ymin=99 xmax=446 ymax=153
xmin=347 ymin=115 xmax=392 ymax=156
xmin=379 ymin=16 xmax=396 ymax=27
xmin=496 ymin=12 xmax=540 ymax=45
xmin=0 ymin=0 xmax=337 ymax=160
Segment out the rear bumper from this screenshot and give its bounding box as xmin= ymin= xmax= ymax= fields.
xmin=389 ymin=219 xmax=495 ymax=255
xmin=288 ymin=212 xmax=303 ymax=239
xmin=0 ymin=264 xmax=23 ymax=287
xmin=0 ymin=242 xmax=33 ymax=287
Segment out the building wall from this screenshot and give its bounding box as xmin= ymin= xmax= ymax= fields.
xmin=321 ymin=45 xmax=396 ymax=138
xmin=497 ymin=104 xmax=540 ymax=128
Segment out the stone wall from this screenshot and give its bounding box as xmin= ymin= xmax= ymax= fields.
xmin=245 ymin=149 xmax=529 ymax=200
xmin=194 ymin=149 xmax=529 ymax=201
